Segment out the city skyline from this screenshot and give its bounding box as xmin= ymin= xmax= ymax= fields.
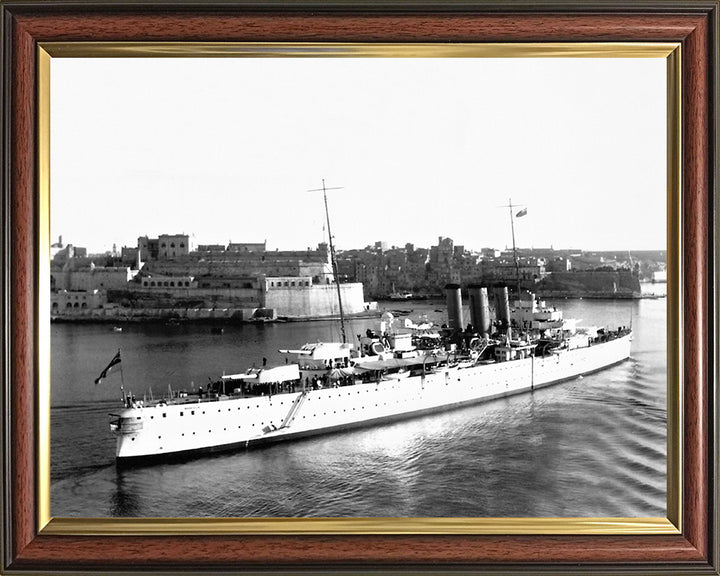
xmin=51 ymin=230 xmax=666 ymax=258
xmin=51 ymin=57 xmax=666 ymax=254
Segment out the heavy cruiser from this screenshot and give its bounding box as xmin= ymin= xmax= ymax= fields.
xmin=110 ymin=286 xmax=632 ymax=463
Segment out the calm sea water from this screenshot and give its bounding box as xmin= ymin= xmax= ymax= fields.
xmin=51 ymin=290 xmax=666 ymax=518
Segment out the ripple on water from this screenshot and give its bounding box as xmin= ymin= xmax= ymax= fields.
xmin=51 ymin=300 xmax=668 ymax=518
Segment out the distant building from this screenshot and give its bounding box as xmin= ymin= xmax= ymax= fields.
xmin=430 ymin=237 xmax=454 ymax=267
xmin=138 ymin=234 xmax=191 ymax=260
xmin=140 ymin=274 xmax=197 ymax=289
xmin=546 ymin=257 xmax=572 ymax=272
xmin=51 ymin=242 xmax=87 ymax=265
xmin=480 ymin=247 xmax=501 ymax=258
xmin=227 ymin=242 xmax=266 ymax=253
xmin=50 ymin=235 xmax=65 ymax=259
xmin=264 ymin=276 xmax=314 ymax=290
xmin=51 ymin=289 xmax=107 ymax=314
xmin=51 ymin=266 xmax=137 ymax=292
xmin=197 ymin=244 xmax=226 ymax=253
xmin=158 ymin=234 xmax=191 ymax=259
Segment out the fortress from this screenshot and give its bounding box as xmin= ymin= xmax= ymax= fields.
xmin=50 ymin=235 xmax=372 ymax=321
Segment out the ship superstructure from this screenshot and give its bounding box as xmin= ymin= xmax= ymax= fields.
xmin=110 ymin=285 xmax=632 ymax=463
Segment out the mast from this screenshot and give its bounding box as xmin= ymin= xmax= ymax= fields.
xmin=310 ymin=179 xmax=346 ymax=343
xmin=507 ymin=198 xmax=521 ymax=301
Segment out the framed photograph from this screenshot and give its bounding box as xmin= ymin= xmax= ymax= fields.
xmin=1 ymin=1 xmax=717 ymax=574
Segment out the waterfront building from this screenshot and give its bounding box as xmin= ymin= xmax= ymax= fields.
xmin=51 ymin=289 xmax=107 ymax=315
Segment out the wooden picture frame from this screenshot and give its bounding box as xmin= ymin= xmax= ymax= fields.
xmin=1 ymin=1 xmax=717 ymax=573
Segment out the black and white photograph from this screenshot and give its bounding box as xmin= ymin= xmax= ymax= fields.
xmin=49 ymin=53 xmax=667 ymax=519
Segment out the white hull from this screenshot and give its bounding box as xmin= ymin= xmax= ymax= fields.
xmin=114 ymin=334 xmax=631 ymax=462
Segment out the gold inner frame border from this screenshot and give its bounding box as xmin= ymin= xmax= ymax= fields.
xmin=36 ymin=41 xmax=682 ymax=536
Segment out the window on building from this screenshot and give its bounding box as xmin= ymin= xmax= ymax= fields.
xmin=52 ymin=302 xmax=58 ymax=309
xmin=184 ymin=281 xmax=189 ymax=287
xmin=66 ymin=303 xmax=71 ymax=308
xmin=291 ymin=281 xmax=295 ymax=286
xmin=180 ymin=243 xmax=185 ymax=248
xmin=161 ymin=243 xmax=166 ymax=248
xmin=170 ymin=243 xmax=175 ymax=248
xmin=81 ymin=303 xmax=87 ymax=308
xmin=170 ymin=282 xmax=175 ymax=287
xmin=151 ymin=281 xmax=156 ymax=286
xmin=73 ymin=303 xmax=79 ymax=308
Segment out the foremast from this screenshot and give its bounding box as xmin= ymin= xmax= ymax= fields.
xmin=310 ymin=179 xmax=347 ymax=343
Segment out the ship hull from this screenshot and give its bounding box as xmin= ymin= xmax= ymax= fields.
xmin=115 ymin=334 xmax=631 ymax=464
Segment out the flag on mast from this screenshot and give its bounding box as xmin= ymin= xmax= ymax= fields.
xmin=94 ymin=350 xmax=121 ymax=385
xmin=515 ymin=208 xmax=528 ymax=218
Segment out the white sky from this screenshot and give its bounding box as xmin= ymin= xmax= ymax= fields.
xmin=51 ymin=57 xmax=667 ymax=254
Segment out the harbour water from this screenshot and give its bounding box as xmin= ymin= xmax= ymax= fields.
xmin=50 ymin=291 xmax=666 ymax=518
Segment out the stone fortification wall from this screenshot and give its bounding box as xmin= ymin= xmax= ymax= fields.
xmin=144 ymin=257 xmax=327 ymax=280
xmin=51 ymin=267 xmax=135 ymax=291
xmin=52 ymin=306 xmax=255 ymax=322
xmin=536 ymin=270 xmax=641 ymax=298
xmin=264 ymin=283 xmax=366 ymax=318
xmin=111 ymin=287 xmax=262 ymax=309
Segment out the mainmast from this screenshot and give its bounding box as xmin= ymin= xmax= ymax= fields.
xmin=506 ymin=198 xmax=522 ymax=301
xmin=309 ymin=179 xmax=346 ymax=343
